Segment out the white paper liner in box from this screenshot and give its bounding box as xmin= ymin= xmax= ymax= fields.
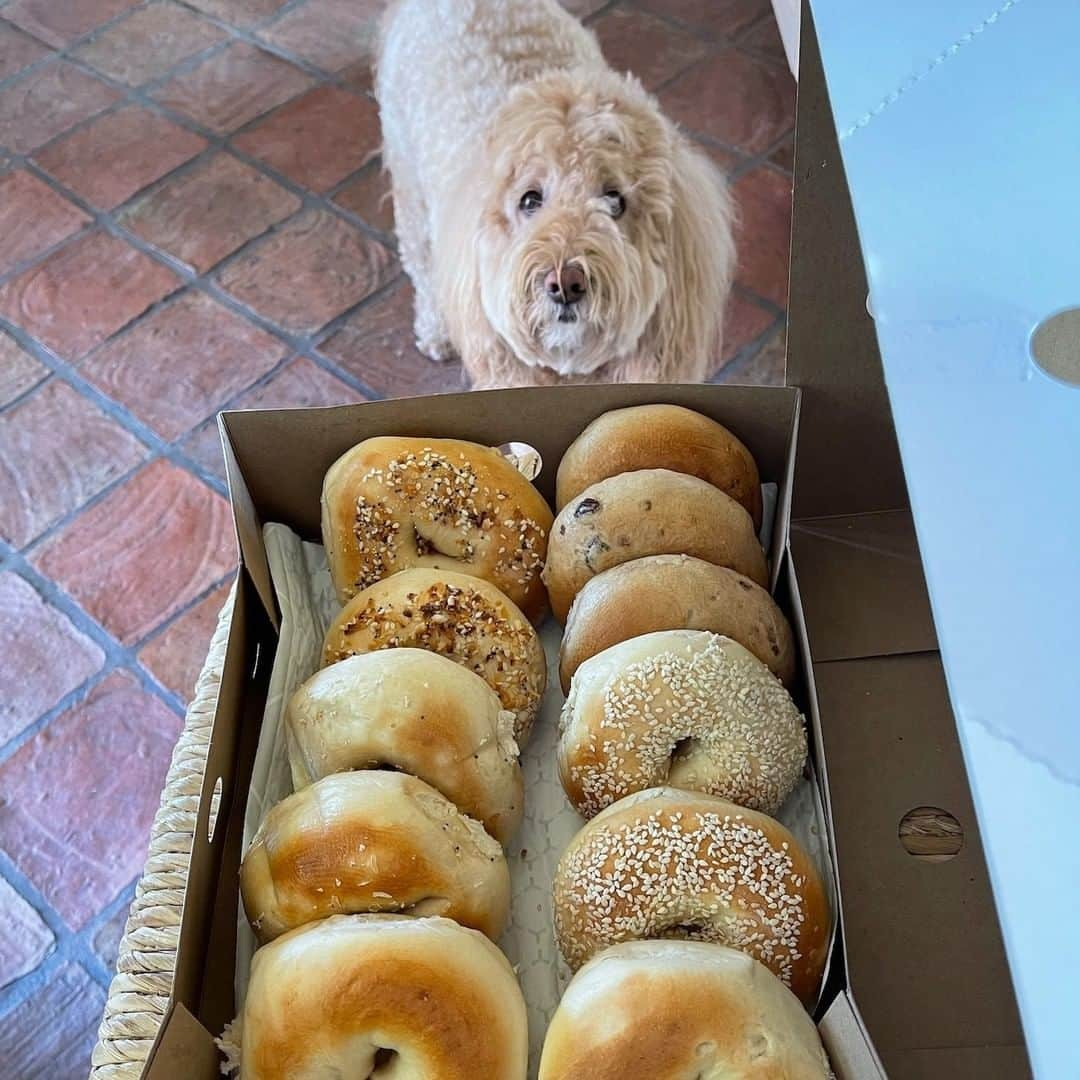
xmin=235 ymin=481 xmax=836 ymax=1077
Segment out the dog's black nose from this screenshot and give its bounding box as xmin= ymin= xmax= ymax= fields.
xmin=545 ymin=265 xmax=587 ymax=305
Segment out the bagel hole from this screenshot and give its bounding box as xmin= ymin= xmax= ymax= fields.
xmin=664 ymin=922 xmax=707 ymax=939
xmin=402 ymin=895 xmax=451 ymax=917
xmin=413 ymin=524 xmax=465 ymax=562
xmin=372 ymin=1048 xmax=398 ymax=1076
xmin=671 ymin=737 xmax=697 ymax=760
xmin=414 ymin=528 xmax=435 ymax=557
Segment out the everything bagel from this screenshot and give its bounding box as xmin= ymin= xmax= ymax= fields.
xmin=321 ymin=436 xmax=553 ymax=621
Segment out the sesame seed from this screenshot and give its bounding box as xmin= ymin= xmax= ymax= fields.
xmin=560 ymin=634 xmax=807 ymax=816
xmin=553 ymin=790 xmax=817 ymax=993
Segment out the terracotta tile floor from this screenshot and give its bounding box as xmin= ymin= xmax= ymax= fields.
xmin=0 ymin=0 xmax=793 ymax=1071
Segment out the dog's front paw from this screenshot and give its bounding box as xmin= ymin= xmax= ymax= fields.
xmin=417 ymin=335 xmax=456 ymax=364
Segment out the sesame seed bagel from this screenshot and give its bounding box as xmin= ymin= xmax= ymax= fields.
xmin=543 ymin=469 xmax=767 ymax=623
xmin=559 ymin=631 xmax=807 ymax=818
xmin=323 ymin=568 xmax=547 ymax=745
xmin=240 ymin=772 xmax=510 ymax=944
xmin=538 ymin=941 xmax=832 ymax=1080
xmin=555 ymin=404 xmax=762 ymax=528
xmin=287 ymin=650 xmax=523 ymax=844
xmin=559 ymin=555 xmax=796 ymax=694
xmin=238 ymin=914 xmax=528 ymax=1080
xmin=321 ymin=436 xmax=554 ymax=622
xmin=552 ymin=788 xmax=829 ymax=1006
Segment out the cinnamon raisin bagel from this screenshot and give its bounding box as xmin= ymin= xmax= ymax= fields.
xmin=555 ymin=404 xmax=762 ymax=528
xmin=543 ymin=469 xmax=767 ymax=623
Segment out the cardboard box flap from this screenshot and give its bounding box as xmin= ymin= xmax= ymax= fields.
xmin=789 ymin=510 xmax=937 ymax=662
xmin=786 ymin=0 xmax=908 ymax=521
xmin=144 ymin=1003 xmax=220 ymax=1080
xmin=811 ymin=653 xmax=1025 ymax=1070
xmin=220 ymin=416 xmax=276 ymax=631
xmin=172 ymin=575 xmax=275 ymax=1013
xmin=819 ymin=992 xmax=887 ymax=1080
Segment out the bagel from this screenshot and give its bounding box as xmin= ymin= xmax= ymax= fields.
xmin=559 ymin=631 xmax=806 ymax=818
xmin=555 ymin=404 xmax=762 ymax=528
xmin=321 ymin=436 xmax=553 ymax=621
xmin=543 ymin=469 xmax=767 ymax=622
xmin=237 ymin=915 xmax=528 ymax=1079
xmin=287 ymin=649 xmax=522 ymax=844
xmin=552 ymin=787 xmax=829 ymax=1005
xmin=559 ymin=555 xmax=796 ymax=693
xmin=538 ymin=941 xmax=832 ymax=1080
xmin=240 ymin=772 xmax=510 ymax=943
xmin=323 ymin=568 xmax=547 ymax=745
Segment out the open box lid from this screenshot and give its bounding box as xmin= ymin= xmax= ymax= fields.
xmin=783 ymin=4 xmax=1028 ymax=1075
xmin=801 ymin=1 xmax=1080 ymax=1075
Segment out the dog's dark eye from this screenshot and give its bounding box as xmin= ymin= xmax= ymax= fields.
xmin=604 ymin=190 xmax=626 ymax=218
xmin=519 ymin=190 xmax=543 ymax=214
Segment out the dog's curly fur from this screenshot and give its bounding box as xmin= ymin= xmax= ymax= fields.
xmin=376 ymin=0 xmax=735 ymax=388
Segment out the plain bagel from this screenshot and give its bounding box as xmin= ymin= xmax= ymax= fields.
xmin=240 ymin=772 xmax=510 ymax=943
xmin=559 ymin=631 xmax=806 ymax=817
xmin=555 ymin=404 xmax=762 ymax=528
xmin=235 ymin=915 xmax=528 ymax=1079
xmin=323 ymin=568 xmax=547 ymax=745
xmin=552 ymin=788 xmax=829 ymax=1006
xmin=543 ymin=469 xmax=767 ymax=622
xmin=321 ymin=436 xmax=553 ymax=621
xmin=559 ymin=554 xmax=796 ymax=693
xmin=538 ymin=941 xmax=832 ymax=1080
xmin=286 ymin=649 xmax=523 ymax=845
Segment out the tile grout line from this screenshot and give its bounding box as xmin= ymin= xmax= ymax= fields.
xmin=713 ymin=312 xmax=786 ymax=384
xmin=0 ymin=546 xmax=230 ymax=778
xmin=0 ymin=545 xmax=192 ymax=750
xmin=0 ymin=41 xmax=400 ymax=402
xmin=1 ymin=150 xmax=392 ymax=399
xmin=0 ymin=840 xmax=142 ymax=1015
xmin=0 ymin=315 xmax=234 ymax=495
xmin=0 ymin=0 xmax=162 ymax=94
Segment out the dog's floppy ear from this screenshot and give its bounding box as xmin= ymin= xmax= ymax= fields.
xmin=643 ymin=134 xmax=736 ymax=382
xmin=433 ymin=162 xmax=486 ymax=353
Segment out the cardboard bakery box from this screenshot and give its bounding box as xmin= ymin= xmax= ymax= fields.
xmin=137 ymin=6 xmax=1030 ymax=1079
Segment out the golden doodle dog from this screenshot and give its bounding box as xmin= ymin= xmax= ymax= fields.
xmin=376 ymin=0 xmax=735 ymax=388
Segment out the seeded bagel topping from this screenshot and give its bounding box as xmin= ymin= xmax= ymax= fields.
xmin=564 ymin=635 xmax=806 ymax=816
xmin=554 ymin=804 xmax=811 ymax=985
xmin=348 ymin=448 xmax=545 ymax=595
xmin=351 ymin=497 xmax=400 ymax=591
xmin=327 ymin=580 xmax=542 ymax=740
